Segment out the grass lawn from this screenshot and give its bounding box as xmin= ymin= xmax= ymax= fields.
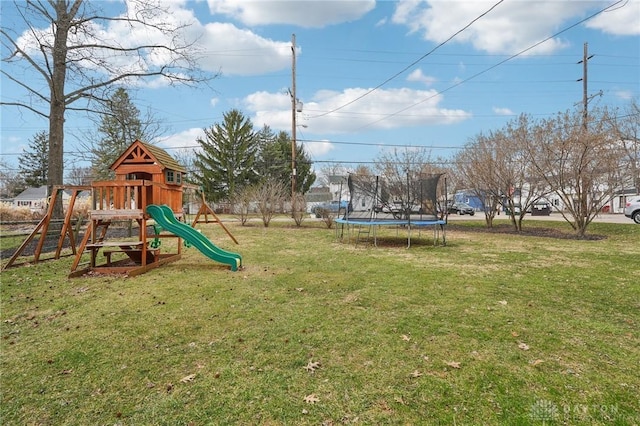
xmin=1 ymin=218 xmax=639 ymax=425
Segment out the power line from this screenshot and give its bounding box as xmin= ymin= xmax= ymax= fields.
xmin=2 ymin=110 xmax=636 ymax=162
xmin=355 ymin=0 xmax=627 ymax=131
xmin=308 ymin=0 xmax=506 ymax=119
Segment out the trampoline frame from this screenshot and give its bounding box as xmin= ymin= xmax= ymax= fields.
xmin=335 ymin=216 xmax=446 ymax=247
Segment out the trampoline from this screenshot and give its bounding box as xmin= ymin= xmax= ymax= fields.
xmin=335 ymin=173 xmax=447 ymax=247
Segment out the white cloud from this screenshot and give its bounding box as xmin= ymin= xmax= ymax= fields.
xmin=12 ymin=1 xmax=294 ymax=89
xmin=586 ymin=0 xmax=640 ymax=36
xmin=206 ymin=0 xmax=375 ymax=28
xmin=158 ymin=128 xmax=205 ymax=150
xmin=243 ymin=86 xmax=471 ymax=135
xmin=407 ymin=69 xmax=437 ymax=85
xmin=198 ymin=23 xmax=292 ymax=75
xmin=392 ymin=1 xmax=597 ymax=55
xmin=613 ymin=89 xmax=635 ymax=100
xmin=493 ymin=107 xmax=514 ymax=116
xmin=303 ymin=140 xmax=335 ymax=158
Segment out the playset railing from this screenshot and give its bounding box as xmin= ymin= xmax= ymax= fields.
xmin=90 ymin=179 xmax=183 ymax=218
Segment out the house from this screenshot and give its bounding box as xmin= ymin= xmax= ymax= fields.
xmin=327 ymin=175 xmax=349 ymax=201
xmin=13 ymin=186 xmax=48 ymax=212
xmin=305 ymin=186 xmax=332 ymax=213
xmin=609 ymin=190 xmax=640 ymax=214
xmin=453 ymin=190 xmax=483 ymax=211
xmin=13 ymin=185 xmax=91 ymax=213
xmin=306 ymin=175 xmax=350 ymax=213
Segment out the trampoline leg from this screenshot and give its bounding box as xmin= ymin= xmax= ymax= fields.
xmin=442 ymin=224 xmax=446 ymax=246
xmin=374 ymin=225 xmax=378 ymax=247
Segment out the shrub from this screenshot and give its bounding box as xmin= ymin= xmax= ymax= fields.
xmin=71 ymin=197 xmax=91 ymax=220
xmin=0 ymin=202 xmax=35 ymax=221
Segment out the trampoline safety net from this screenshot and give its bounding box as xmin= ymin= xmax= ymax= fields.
xmin=344 ymin=173 xmax=443 ymax=220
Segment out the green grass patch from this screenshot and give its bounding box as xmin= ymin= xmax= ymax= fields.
xmin=1 ymin=220 xmax=639 ymax=425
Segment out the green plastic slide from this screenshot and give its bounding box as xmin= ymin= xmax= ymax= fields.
xmin=146 ymin=204 xmax=242 ymax=271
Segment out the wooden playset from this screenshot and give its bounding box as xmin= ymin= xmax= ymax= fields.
xmin=3 ymin=140 xmax=241 ymax=276
xmin=68 ymin=140 xmax=189 ymax=276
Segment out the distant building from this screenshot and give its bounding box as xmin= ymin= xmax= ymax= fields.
xmin=306 ymin=176 xmax=349 ymax=213
xmin=13 ymin=185 xmax=91 ymax=213
xmin=327 ymin=175 xmax=349 ymax=201
xmin=305 ymin=186 xmax=332 ymax=213
xmin=13 ymin=185 xmax=48 ymax=212
xmin=453 ymin=190 xmax=483 ymax=211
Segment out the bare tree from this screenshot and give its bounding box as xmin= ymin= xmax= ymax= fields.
xmin=290 ymin=192 xmax=306 ymax=227
xmin=254 ymin=179 xmax=287 ymax=227
xmin=455 ymin=133 xmax=503 ymax=228
xmin=0 ymin=160 xmax=26 ymax=198
xmin=501 ymin=115 xmax=553 ymax=230
xmin=430 ymin=156 xmax=453 ymax=218
xmin=526 ymin=107 xmax=622 ymax=236
xmin=1 ymin=0 xmax=214 ymax=215
xmin=232 ymin=185 xmax=255 ymax=226
xmin=609 ymin=99 xmax=640 ymax=194
xmin=318 ymin=162 xmax=351 ymax=187
xmin=66 ymin=165 xmax=92 ymax=186
xmin=374 ymin=147 xmax=434 ymax=218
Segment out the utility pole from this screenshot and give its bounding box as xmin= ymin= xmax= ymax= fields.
xmin=577 ymin=42 xmax=594 ymax=129
xmin=576 ymin=42 xmax=593 ymax=220
xmin=576 ymin=42 xmax=605 ymax=220
xmin=291 ymin=33 xmax=297 ymax=203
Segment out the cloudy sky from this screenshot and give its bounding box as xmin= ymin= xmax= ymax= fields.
xmin=1 ymin=0 xmax=639 ymax=177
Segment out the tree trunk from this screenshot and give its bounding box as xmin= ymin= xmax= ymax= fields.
xmin=47 ymin=1 xmax=72 ymax=218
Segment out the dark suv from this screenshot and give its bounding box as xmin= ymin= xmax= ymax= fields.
xmin=448 ymin=203 xmax=475 ymax=215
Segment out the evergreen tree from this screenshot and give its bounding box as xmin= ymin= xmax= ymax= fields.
xmin=90 ymin=88 xmax=145 ymax=181
xmin=292 ymin=137 xmax=316 ymax=194
xmin=193 ymin=109 xmax=260 ymax=202
xmin=256 ymin=126 xmax=286 ymax=182
xmin=18 ymin=131 xmax=49 ymax=187
xmin=256 ymin=127 xmax=316 ymax=194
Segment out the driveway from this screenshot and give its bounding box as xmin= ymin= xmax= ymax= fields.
xmin=446 ymin=212 xmax=634 ymax=225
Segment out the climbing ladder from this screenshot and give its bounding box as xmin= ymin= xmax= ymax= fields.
xmin=2 ymin=186 xmax=90 ymax=270
xmin=355 ymin=225 xmax=372 ymax=247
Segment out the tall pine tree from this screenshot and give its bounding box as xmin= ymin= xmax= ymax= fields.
xmin=90 ymin=88 xmax=144 ymax=181
xmin=18 ymin=131 xmax=49 ymax=187
xmin=256 ymin=127 xmax=315 ymax=194
xmin=193 ymin=109 xmax=260 ymax=202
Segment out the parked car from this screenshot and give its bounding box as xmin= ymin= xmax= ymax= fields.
xmin=374 ymin=200 xmax=403 ymax=214
xmin=530 ymin=202 xmax=552 ymax=216
xmin=374 ymin=201 xmax=424 ymax=215
xmin=448 ymin=202 xmax=475 ymax=215
xmin=624 ymin=196 xmax=640 ymax=224
xmin=312 ymin=200 xmax=349 ymax=218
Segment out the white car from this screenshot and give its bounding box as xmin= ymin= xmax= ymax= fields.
xmin=624 ymin=196 xmax=640 ymax=224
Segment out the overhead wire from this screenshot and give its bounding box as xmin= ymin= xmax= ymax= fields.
xmin=1 ymin=1 xmax=635 ymax=175
xmin=307 ymin=0 xmax=506 ymax=119
xmin=355 ymin=0 xmax=627 ymax=131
